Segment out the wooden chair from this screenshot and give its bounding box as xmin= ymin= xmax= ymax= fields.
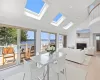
xmin=20 ymin=48 xmax=26 ymax=62
xmin=2 ymin=47 xmax=15 ymax=65
xmin=30 ymin=46 xmax=34 ymax=56
xmin=25 ymin=48 xmax=31 ymax=59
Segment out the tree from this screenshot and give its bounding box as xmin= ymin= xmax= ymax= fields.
xmin=0 ymin=27 xmax=17 ymax=45
xmin=21 ymin=30 xmax=27 ymax=41
xmin=0 ymin=27 xmax=27 ymax=45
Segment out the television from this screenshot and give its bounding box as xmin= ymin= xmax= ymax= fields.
xmin=76 ymin=43 xmax=87 ymax=50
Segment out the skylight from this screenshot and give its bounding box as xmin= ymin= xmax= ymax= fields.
xmin=63 ymin=22 xmax=74 ymax=30
xmin=25 ymin=0 xmax=49 ymax=20
xmin=51 ymin=13 xmax=66 ymax=26
xmin=53 ymin=13 xmax=63 ymax=22
xmin=25 ymin=0 xmax=45 ymax=14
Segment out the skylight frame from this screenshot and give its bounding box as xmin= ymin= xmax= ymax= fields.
xmin=24 ymin=3 xmax=49 ymax=20
xmin=53 ymin=13 xmax=63 ymax=22
xmin=63 ymin=22 xmax=74 ymax=30
xmin=51 ymin=15 xmax=66 ymax=26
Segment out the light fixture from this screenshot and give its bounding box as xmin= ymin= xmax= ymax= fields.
xmin=63 ymin=22 xmax=74 ymax=30
xmin=76 ymin=17 xmax=80 ymax=19
xmin=69 ymin=5 xmax=72 ymax=8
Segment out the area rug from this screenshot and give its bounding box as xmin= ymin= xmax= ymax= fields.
xmin=65 ymin=64 xmax=87 ymax=80
xmin=83 ymin=55 xmax=92 ymax=66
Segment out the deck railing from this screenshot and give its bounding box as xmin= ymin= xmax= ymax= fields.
xmin=89 ymin=3 xmax=100 ymax=21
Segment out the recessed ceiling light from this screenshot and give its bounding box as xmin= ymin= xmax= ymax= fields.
xmin=76 ymin=17 xmax=80 ymax=19
xmin=63 ymin=22 xmax=74 ymax=30
xmin=69 ymin=6 xmax=72 ymax=8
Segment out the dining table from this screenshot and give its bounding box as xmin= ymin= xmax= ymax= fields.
xmin=31 ymin=52 xmax=66 ymax=80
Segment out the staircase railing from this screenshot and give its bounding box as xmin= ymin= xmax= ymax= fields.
xmin=89 ymin=3 xmax=100 ymax=21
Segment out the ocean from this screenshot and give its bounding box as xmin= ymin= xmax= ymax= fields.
xmin=21 ymin=39 xmax=56 ymax=45
xmin=20 ymin=39 xmax=56 ymax=49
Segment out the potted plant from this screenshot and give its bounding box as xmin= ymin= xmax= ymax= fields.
xmin=46 ymin=44 xmax=56 ymax=56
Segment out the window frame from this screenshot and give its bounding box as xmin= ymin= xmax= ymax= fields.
xmin=40 ymin=31 xmax=56 ymax=52
xmin=51 ymin=14 xmax=66 ymax=26
xmin=25 ymin=3 xmax=49 ymax=20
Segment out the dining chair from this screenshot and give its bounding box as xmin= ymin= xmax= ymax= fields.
xmin=50 ymin=55 xmax=67 ymax=80
xmin=23 ymin=59 xmax=46 ymax=80
xmin=30 ymin=55 xmax=58 ymax=80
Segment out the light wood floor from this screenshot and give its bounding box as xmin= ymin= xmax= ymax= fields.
xmin=86 ymin=52 xmax=100 ymax=80
xmin=66 ymin=52 xmax=100 ymax=80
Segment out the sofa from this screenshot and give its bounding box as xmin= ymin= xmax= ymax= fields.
xmin=84 ymin=47 xmax=95 ymax=56
xmin=58 ymin=48 xmax=86 ymax=64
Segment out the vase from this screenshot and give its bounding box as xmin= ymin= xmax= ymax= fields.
xmin=49 ymin=52 xmax=53 ymax=58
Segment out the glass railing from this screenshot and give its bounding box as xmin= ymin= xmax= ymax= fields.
xmin=20 ymin=44 xmax=35 ymax=62
xmin=89 ymin=3 xmax=100 ymax=21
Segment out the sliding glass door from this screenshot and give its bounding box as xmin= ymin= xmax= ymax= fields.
xmin=41 ymin=32 xmax=56 ymax=52
xmin=0 ymin=27 xmax=17 ymax=67
xmin=0 ymin=25 xmax=36 ymax=68
xmin=41 ymin=32 xmax=49 ymax=51
xmin=20 ymin=30 xmax=36 ymax=62
xmin=50 ymin=34 xmax=56 ymax=50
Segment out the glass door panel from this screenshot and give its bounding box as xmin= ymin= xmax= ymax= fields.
xmin=20 ymin=30 xmax=35 ymax=62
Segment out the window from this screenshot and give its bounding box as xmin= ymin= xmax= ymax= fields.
xmin=0 ymin=27 xmax=17 ymax=68
xmin=25 ymin=0 xmax=49 ymax=20
xmin=58 ymin=35 xmax=64 ymax=49
xmin=0 ymin=24 xmax=36 ymax=69
xmin=41 ymin=32 xmax=49 ymax=51
xmin=89 ymin=5 xmax=94 ymax=11
xmin=41 ymin=32 xmax=56 ymax=52
xmin=96 ymin=36 xmax=100 ymax=40
xmin=51 ymin=13 xmax=66 ymax=26
xmin=50 ymin=34 xmax=56 ymax=50
xmin=20 ymin=30 xmax=36 ymax=62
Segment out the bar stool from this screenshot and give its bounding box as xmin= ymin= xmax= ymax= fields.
xmin=50 ymin=55 xmax=67 ymax=80
xmin=23 ymin=59 xmax=46 ymax=80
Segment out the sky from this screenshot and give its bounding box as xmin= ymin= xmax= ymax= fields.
xmin=53 ymin=13 xmax=63 ymax=22
xmin=25 ymin=0 xmax=62 ymax=21
xmin=25 ymin=0 xmax=45 ymax=14
xmin=27 ymin=31 xmax=34 ymax=39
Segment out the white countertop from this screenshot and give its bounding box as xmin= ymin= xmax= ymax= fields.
xmin=31 ymin=52 xmax=66 ymax=66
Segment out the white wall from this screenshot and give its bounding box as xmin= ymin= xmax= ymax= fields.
xmin=67 ymin=26 xmax=77 ymax=48
xmin=67 ymin=19 xmax=91 ymax=48
xmin=89 ymin=18 xmax=100 ymax=33
xmin=89 ymin=17 xmax=100 ymax=49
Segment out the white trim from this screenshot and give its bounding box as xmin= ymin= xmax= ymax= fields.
xmin=51 ymin=16 xmax=66 ymax=26
xmin=63 ymin=22 xmax=74 ymax=30
xmin=24 ymin=3 xmax=49 ymax=20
